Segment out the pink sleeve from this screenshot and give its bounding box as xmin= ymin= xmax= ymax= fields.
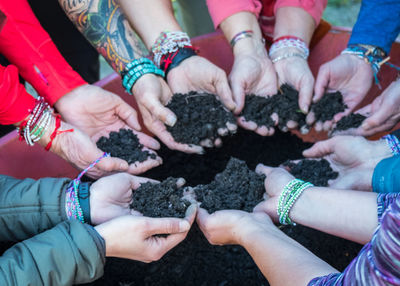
xmin=206 ymin=0 xmax=263 ymax=29
xmin=274 ymin=0 xmax=328 ymax=25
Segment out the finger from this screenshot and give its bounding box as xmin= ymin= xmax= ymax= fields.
xmin=302 ymin=138 xmax=336 ymax=158
xmin=200 ymin=139 xmax=213 ymax=148
xmin=146 ymin=217 xmax=191 ymax=236
xmin=217 ymin=127 xmax=229 ymax=137
xmin=237 ymin=117 xmax=257 ymax=130
xmin=255 ymin=164 xmax=274 ymax=176
xmin=129 ymin=175 xmax=159 ymax=189
xmin=96 ymin=156 xmax=129 ymax=173
xmin=146 ymin=97 xmax=177 ymax=127
xmin=196 ymin=207 xmax=211 ymax=229
xmin=286 ymin=120 xmax=298 ymax=129
xmin=127 ymin=154 xmax=163 ymax=175
xmin=135 ymin=131 xmax=161 ymax=150
xmin=215 ymin=72 xmax=236 ymax=111
xmin=176 ymin=178 xmax=186 ymax=188
xmin=298 ymin=77 xmax=314 ymax=113
xmin=226 ymin=122 xmax=238 ymax=133
xmin=306 ymin=112 xmax=316 ymax=126
xmin=184 ymin=204 xmax=198 ymax=224
xmin=322 ymin=121 xmax=333 ymax=132
xmin=333 ymin=109 xmax=352 ymax=123
xmin=255 ymin=126 xmax=269 ymax=136
xmin=314 ymin=64 xmax=330 ymax=103
xmin=361 ymin=108 xmax=390 ymax=131
xmin=214 ymin=138 xmax=223 ymax=147
xmin=155 ymin=128 xmax=205 ymax=154
xmin=115 ymin=99 xmax=142 ymax=131
xmin=231 ymin=80 xmax=246 ymax=114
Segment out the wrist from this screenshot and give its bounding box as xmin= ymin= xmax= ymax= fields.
xmin=233 ymin=36 xmax=266 ymax=57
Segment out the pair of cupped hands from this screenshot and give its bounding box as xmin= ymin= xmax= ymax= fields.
xmin=90 ymin=134 xmax=392 ymax=262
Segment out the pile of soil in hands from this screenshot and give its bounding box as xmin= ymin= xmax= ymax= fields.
xmin=194 ymin=157 xmax=265 ymax=213
xmin=166 ymin=92 xmax=236 ymax=145
xmin=240 ymin=95 xmax=275 ymax=127
xmin=83 ymin=129 xmax=361 ymax=286
xmin=96 ymin=129 xmax=156 ymax=164
xmin=333 ymin=113 xmax=367 ymax=132
xmin=283 ymin=158 xmax=339 ymax=187
xmin=131 ymin=177 xmax=191 ymax=218
xmin=311 ymin=91 xmax=347 ymax=123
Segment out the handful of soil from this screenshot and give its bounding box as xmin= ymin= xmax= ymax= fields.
xmin=333 ymin=113 xmax=367 ymax=133
xmin=283 ymin=158 xmax=338 ymax=187
xmin=96 ymin=129 xmax=156 ymax=164
xmin=194 ymin=157 xmax=265 ymax=213
xmin=240 ymin=95 xmax=275 ymax=127
xmin=311 ymin=91 xmax=347 ymax=123
xmin=166 ymin=92 xmax=236 ymax=145
xmin=130 ymin=177 xmax=191 ymax=218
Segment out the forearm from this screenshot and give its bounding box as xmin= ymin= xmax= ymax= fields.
xmin=241 ymin=225 xmax=337 ymax=285
xmin=58 ymin=0 xmax=147 ymax=73
xmin=119 ymin=0 xmax=181 ymax=49
xmin=274 ymin=7 xmax=316 ymax=45
xmin=0 ymin=175 xmax=69 ymax=242
xmin=291 ymin=187 xmax=378 ymax=244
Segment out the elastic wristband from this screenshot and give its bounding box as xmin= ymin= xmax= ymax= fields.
xmin=78 ymin=182 xmax=92 ymax=225
xmin=163 ymin=47 xmax=197 ymax=77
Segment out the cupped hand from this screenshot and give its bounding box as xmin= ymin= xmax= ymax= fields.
xmin=302 ymin=135 xmax=392 ymax=190
xmin=95 ymin=204 xmax=197 ymax=262
xmin=355 ymin=79 xmax=400 ymax=136
xmin=132 ymin=74 xmax=204 ymax=154
xmin=196 ymin=207 xmax=273 ymax=246
xmin=231 ymin=46 xmax=278 ymax=136
xmin=310 ymin=54 xmax=373 ymax=132
xmin=90 ymin=173 xmax=158 ymax=225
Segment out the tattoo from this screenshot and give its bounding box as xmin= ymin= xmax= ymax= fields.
xmin=59 ymin=0 xmax=147 ymax=73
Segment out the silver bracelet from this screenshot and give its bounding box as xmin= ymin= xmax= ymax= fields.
xmin=271 ymin=52 xmax=307 ymax=63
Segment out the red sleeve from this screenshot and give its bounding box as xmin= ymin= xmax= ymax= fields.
xmin=0 ymin=0 xmax=87 ymax=106
xmin=0 ymin=65 xmax=35 ymax=125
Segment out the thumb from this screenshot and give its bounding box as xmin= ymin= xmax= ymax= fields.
xmin=255 ymin=164 xmax=273 ymax=176
xmin=361 ymin=106 xmax=390 ymax=131
xmin=215 ymin=72 xmax=236 ymax=111
xmin=96 ymin=156 xmax=129 ymax=173
xmin=145 ymin=217 xmax=190 ymax=236
xmin=298 ymin=77 xmax=314 ymax=113
xmin=115 ymin=100 xmax=142 ymax=131
xmin=147 ymin=97 xmax=177 ymax=127
xmin=314 ymin=65 xmax=330 ymax=103
xmin=303 ymin=138 xmax=336 ymax=158
xmin=230 ymin=78 xmax=245 ymax=114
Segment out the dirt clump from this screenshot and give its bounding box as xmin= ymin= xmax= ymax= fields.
xmin=333 ymin=113 xmax=367 ymax=132
xmin=96 ymin=129 xmax=156 ymax=164
xmin=131 ymin=177 xmax=191 ymax=218
xmin=240 ymin=95 xmax=275 ymax=127
xmin=283 ymin=158 xmax=339 ymax=187
xmin=311 ymin=91 xmax=347 ymax=123
xmin=166 ymin=92 xmax=236 ymax=145
xmin=193 ymin=157 xmax=265 ymax=213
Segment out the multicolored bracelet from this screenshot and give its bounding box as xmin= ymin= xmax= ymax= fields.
xmin=277 ymin=178 xmax=313 ymax=225
xmin=382 ymin=134 xmax=400 ymax=155
xmin=121 ymin=58 xmax=165 ymax=94
xmin=65 ymin=152 xmax=110 ymax=223
xmin=269 ymin=35 xmax=309 ymax=63
xmin=160 ymin=46 xmax=197 ymax=77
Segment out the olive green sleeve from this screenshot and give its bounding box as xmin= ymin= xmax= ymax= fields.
xmin=0 ymin=220 xmax=105 ymax=286
xmin=0 ymin=175 xmax=70 ymax=242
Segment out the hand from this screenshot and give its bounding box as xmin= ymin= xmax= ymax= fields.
xmin=196 ymin=207 xmax=273 ymax=246
xmin=253 ymin=164 xmax=295 ymax=221
xmin=231 ymin=40 xmax=278 ymax=136
xmin=274 ymin=49 xmax=314 ymax=116
xmin=302 ymin=135 xmax=392 ymax=190
xmin=95 ymin=203 xmax=197 ymax=262
xmin=310 ymin=54 xmax=373 ymax=131
xmin=355 ymin=79 xmax=400 ymax=136
xmin=133 ymin=74 xmax=204 ymax=154
xmin=90 ymin=173 xmax=158 ymax=225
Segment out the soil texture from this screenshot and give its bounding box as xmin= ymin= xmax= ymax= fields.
xmin=283 ymin=158 xmax=339 ymax=186
xmin=131 ymin=177 xmax=190 ymax=218
xmin=193 ymin=157 xmax=265 ymax=213
xmin=240 ymin=95 xmax=275 ymax=127
xmin=166 ymin=92 xmax=236 ymax=145
xmin=333 ymin=113 xmax=367 ymax=132
xmin=96 ymin=129 xmax=156 ymax=164
xmin=82 ymin=129 xmax=361 ymax=286
xmin=311 ymin=91 xmax=347 ymax=123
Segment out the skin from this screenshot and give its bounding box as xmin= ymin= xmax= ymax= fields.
xmin=119 ymin=0 xmax=237 ymax=150
xmin=197 ymin=209 xmax=338 ymax=285
xmin=303 ymin=135 xmax=392 ymax=190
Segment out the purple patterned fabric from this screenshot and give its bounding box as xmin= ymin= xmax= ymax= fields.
xmin=308 ymin=196 xmax=400 ymax=285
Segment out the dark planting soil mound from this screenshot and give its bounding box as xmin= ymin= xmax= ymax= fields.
xmin=96 ymin=129 xmax=156 ymax=164
xmin=311 ymin=91 xmax=347 ymax=123
xmin=240 ymin=95 xmax=275 ymax=127
xmin=283 ymin=158 xmax=339 ymax=187
xmin=166 ymin=92 xmax=236 ymax=145
xmin=333 ymin=113 xmax=367 ymax=132
xmin=83 ymin=129 xmax=362 ymax=286
xmin=131 ymin=177 xmax=190 ymax=218
xmin=194 ymin=157 xmax=265 ymax=213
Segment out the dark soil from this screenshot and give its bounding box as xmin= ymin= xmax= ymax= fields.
xmin=83 ymin=129 xmax=361 ymax=286
xmin=130 ymin=177 xmax=190 ymax=218
xmin=193 ymin=157 xmax=265 ymax=213
xmin=240 ymin=95 xmax=275 ymax=127
xmin=283 ymin=158 xmax=339 ymax=187
xmin=96 ymin=128 xmax=156 ymax=164
xmin=333 ymin=113 xmax=367 ymax=132
xmin=311 ymin=91 xmax=347 ymax=123
xmin=166 ymin=92 xmax=236 ymax=145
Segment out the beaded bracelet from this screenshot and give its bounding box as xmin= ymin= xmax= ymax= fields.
xmin=65 ymin=152 xmax=110 ymax=223
xmin=121 ymin=58 xmax=165 ymax=94
xmin=269 ymin=36 xmax=309 ymax=63
xmin=382 ymin=134 xmax=400 ymax=155
xmin=277 ymin=178 xmax=313 ymax=225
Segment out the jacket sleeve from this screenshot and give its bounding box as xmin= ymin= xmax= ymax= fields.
xmin=0 ymin=65 xmax=36 ymax=125
xmin=0 ymin=221 xmax=105 ymax=286
xmin=0 ymin=175 xmax=70 ymax=242
xmin=372 ymin=156 xmax=400 ymax=194
xmin=0 ymin=0 xmax=87 ymax=106
xmin=274 ymin=0 xmax=328 ymax=25
xmin=348 ymin=0 xmax=400 ymax=54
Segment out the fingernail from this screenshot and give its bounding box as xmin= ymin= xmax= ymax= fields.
xmin=166 ymin=114 xmax=177 ymax=127
xmin=179 ymin=220 xmax=190 ymax=232
xmin=301 ymin=105 xmax=309 ymax=113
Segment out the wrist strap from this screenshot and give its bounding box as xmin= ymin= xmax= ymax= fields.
xmin=78 ymin=182 xmax=92 ymax=225
xmin=161 ymin=47 xmax=197 ymax=78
